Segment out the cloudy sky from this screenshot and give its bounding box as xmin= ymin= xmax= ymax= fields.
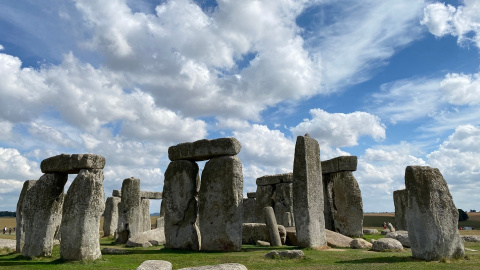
xmin=1 ymin=0 xmax=479 ymax=214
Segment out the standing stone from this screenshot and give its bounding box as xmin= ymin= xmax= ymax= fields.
xmin=199 ymin=155 xmax=243 ymax=251
xmin=142 ymin=199 xmax=151 ymax=231
xmin=22 ymin=173 xmax=67 ymax=258
xmin=103 ymin=196 xmax=121 ymax=237
xmin=163 ymin=160 xmax=200 ymax=250
xmin=274 ymin=183 xmax=294 ymax=227
xmin=16 ymin=180 xmax=37 ymax=253
xmin=60 ymin=169 xmax=105 ymax=261
xmin=116 ymin=177 xmax=143 ymax=243
xmin=393 ymin=189 xmax=407 ymax=231
xmin=292 ymin=134 xmax=326 ymax=248
xmin=404 ymin=166 xmax=464 ymax=261
xmin=243 ymin=197 xmax=256 ymax=223
xmin=254 ymin=185 xmax=274 ymax=223
xmin=264 ymin=207 xmax=282 ymax=246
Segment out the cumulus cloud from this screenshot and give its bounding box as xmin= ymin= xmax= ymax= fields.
xmin=440 ymin=72 xmax=480 ymax=106
xmin=422 ymin=0 xmax=480 ymax=48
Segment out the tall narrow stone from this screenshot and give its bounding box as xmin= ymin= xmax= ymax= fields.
xmin=116 ymin=177 xmax=142 ymax=243
xmin=292 ymin=134 xmax=326 ymax=248
xmin=103 ymin=196 xmax=121 ymax=237
xmin=142 ymin=199 xmax=151 ymax=231
xmin=274 ymin=183 xmax=294 ymax=227
xmin=16 ymin=180 xmax=37 ymax=253
xmin=199 ymin=155 xmax=243 ymax=251
xmin=254 ymin=185 xmax=274 ymax=223
xmin=243 ymin=197 xmax=256 ymax=223
xmin=264 ymin=207 xmax=282 ymax=246
xmin=404 ymin=166 xmax=464 ymax=261
xmin=22 ymin=173 xmax=67 ymax=258
xmin=393 ymin=189 xmax=407 ymax=231
xmin=163 ymin=160 xmax=200 ymax=250
xmin=60 ymin=169 xmax=105 ymax=261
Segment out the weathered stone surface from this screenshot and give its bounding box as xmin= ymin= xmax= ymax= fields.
xmin=462 ymin=235 xmax=480 ymax=242
xmin=264 ymin=207 xmax=282 ymax=246
xmin=141 ymin=191 xmax=162 ymax=199
xmin=102 ymin=247 xmax=131 ymax=254
xmin=16 ymin=180 xmax=37 ymax=253
xmin=256 ymin=240 xmax=270 ymax=246
xmin=385 ymin=231 xmax=410 ymax=247
xmin=137 ymin=260 xmax=172 ymax=270
xmin=242 ymin=223 xmax=286 ymax=245
xmin=254 ymin=185 xmax=274 ymax=223
xmin=60 ymin=169 xmax=105 ymax=261
xmin=126 ymin=228 xmax=166 ymax=247
xmin=274 ymin=183 xmax=294 ymax=227
xmin=292 ymin=134 xmax=326 ymax=248
xmin=163 ymin=160 xmax=200 ymax=250
xmin=168 ymin=138 xmax=241 ymax=161
xmin=387 ymin=222 xmax=395 ymax=232
xmin=325 ymin=229 xmax=353 ymax=248
xmin=156 ymin=217 xmax=164 ymax=230
xmin=404 ymin=166 xmax=465 ymax=261
xmin=141 ymin=199 xmax=151 ymax=231
xmin=363 ymin=229 xmax=379 ymax=234
xmin=371 ymin=238 xmax=403 ymax=252
xmin=247 ymin=192 xmax=256 ymax=198
xmin=350 ymin=238 xmax=372 ymax=249
xmin=178 ymin=263 xmax=248 ymax=270
xmin=285 ymin=227 xmax=297 ymax=246
xmin=103 ymin=196 xmax=121 ymax=237
xmin=116 ymin=177 xmax=143 ymax=244
xmin=264 ymin=250 xmax=305 ymax=259
xmin=381 ymin=229 xmax=389 ymax=235
xmin=41 ymin=154 xmax=105 ymax=174
xmin=112 ymin=189 xmax=121 ymax=197
xmin=22 ymin=173 xmax=67 ymax=258
xmin=323 ymin=171 xmax=363 ymax=237
xmin=256 ymin=173 xmax=293 ymax=186
xmin=242 ymin=198 xmax=256 ymax=223
xmin=393 ymin=189 xmax=407 ymax=231
xmin=321 ymin=156 xmax=357 ymax=174
xmin=199 ymin=156 xmax=243 ymax=251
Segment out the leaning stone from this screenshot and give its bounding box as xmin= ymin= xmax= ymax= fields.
xmin=126 ymin=228 xmax=166 ymax=247
xmin=168 ymin=138 xmax=241 ymax=161
xmin=404 ymin=166 xmax=465 ymax=261
xmin=326 ymin=229 xmax=353 ymax=248
xmin=16 ymin=180 xmax=37 ymax=253
xmin=102 ymin=247 xmax=131 ymax=254
xmin=350 ymin=238 xmax=372 ymax=249
xmin=40 ymin=153 xmax=105 ymax=174
xmin=256 ymin=173 xmax=293 ymax=186
xmin=116 ymin=177 xmax=143 ymax=244
xmin=137 ymin=260 xmax=172 ymax=270
xmin=242 ymin=223 xmax=286 ymax=245
xmin=462 ymin=235 xmax=480 ymax=243
xmin=254 ymin=185 xmax=274 ymax=223
xmin=163 ymin=160 xmax=200 ymax=250
xmin=178 ymin=263 xmax=248 ymax=270
xmin=292 ymin=134 xmax=326 ymax=248
xmin=256 ymin=240 xmax=270 ymax=246
xmin=321 ymin=156 xmax=357 ymax=174
xmin=60 ymin=169 xmax=105 ymax=261
xmin=363 ymin=229 xmax=379 ymax=234
xmin=393 ymin=189 xmax=407 ymax=231
xmin=264 ymin=250 xmax=305 ymax=259
xmin=199 ymin=156 xmax=243 ymax=251
xmin=247 ymin=192 xmax=256 ymax=198
xmin=243 ymin=197 xmax=256 ymax=223
xmin=22 ymin=173 xmax=67 ymax=258
xmin=103 ymin=196 xmax=121 ymax=237
xmin=274 ymin=183 xmax=294 ymax=227
xmin=371 ymin=238 xmax=403 ymax=252
xmin=264 ymin=207 xmax=282 ymax=246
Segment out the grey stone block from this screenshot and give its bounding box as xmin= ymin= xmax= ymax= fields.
xmin=168 ymin=138 xmax=241 ymax=161
xmin=41 ymin=154 xmax=105 ymax=174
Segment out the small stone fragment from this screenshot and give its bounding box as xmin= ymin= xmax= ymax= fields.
xmin=264 ymin=250 xmax=305 ymax=259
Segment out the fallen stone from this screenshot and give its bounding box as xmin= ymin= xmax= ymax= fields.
xmin=325 ymin=229 xmax=353 ymax=248
xmin=371 ymin=238 xmax=404 ymax=252
xmin=256 ymin=173 xmax=293 ymax=186
xmin=126 ymin=228 xmax=166 ymax=247
xmin=393 ymin=189 xmax=407 ymax=231
xmin=242 ymin=223 xmax=286 ymax=245
xmin=350 ymin=238 xmax=372 ymax=249
xmin=264 ymin=250 xmax=305 ymax=259
xmin=256 ymin=240 xmax=270 ymax=246
xmin=168 ymin=138 xmax=241 ymax=161
xmin=385 ymin=230 xmax=410 ymax=247
xmin=137 ymin=260 xmax=172 ymax=270
xmin=103 ymin=196 xmax=121 ymax=237
xmin=381 ymin=229 xmax=389 ymax=235
xmin=41 ymin=153 xmax=105 ymax=174
xmin=363 ymin=229 xmax=379 ymax=234
xmin=16 ymin=180 xmax=37 ymax=253
xmin=462 ymin=235 xmax=480 ymax=243
xmin=178 ymin=263 xmax=247 ymax=270
xmin=321 ymin=156 xmax=357 ymax=174
xmin=102 ymin=247 xmax=131 ymax=254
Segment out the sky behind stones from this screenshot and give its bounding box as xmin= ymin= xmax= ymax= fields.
xmin=0 ymin=0 xmax=479 ymax=213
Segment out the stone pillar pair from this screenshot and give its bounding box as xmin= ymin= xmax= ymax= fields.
xmin=164 ymin=138 xmax=243 ymax=251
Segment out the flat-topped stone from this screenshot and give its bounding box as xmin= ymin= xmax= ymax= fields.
xmin=247 ymin=192 xmax=256 ymax=198
xmin=256 ymin=173 xmax=293 ymax=186
xmin=141 ymin=191 xmax=162 ymax=199
xmin=41 ymin=154 xmax=105 ymax=174
xmin=168 ymin=138 xmax=241 ymax=161
xmin=112 ymin=190 xmax=121 ymax=197
xmin=321 ymin=156 xmax=357 ymax=174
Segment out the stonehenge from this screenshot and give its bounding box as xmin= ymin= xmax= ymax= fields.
xmin=16 ymin=180 xmax=37 ymax=253
xmin=393 ymin=189 xmax=407 ymax=231
xmin=103 ymin=196 xmax=121 ymax=237
xmin=254 ymin=173 xmax=294 ymax=226
xmin=116 ymin=177 xmax=147 ymax=243
xmin=242 ymin=193 xmax=256 ymax=223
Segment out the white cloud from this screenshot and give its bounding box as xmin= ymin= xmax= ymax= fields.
xmin=440 ymin=72 xmax=480 ymax=106
xmin=422 ymin=0 xmax=480 ymax=48
xmin=290 ymin=109 xmax=386 ymax=147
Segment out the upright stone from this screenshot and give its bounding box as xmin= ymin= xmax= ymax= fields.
xmin=274 ymin=183 xmax=294 ymax=227
xmin=255 ymin=185 xmax=274 ymax=223
xmin=16 ymin=180 xmax=37 ymax=253
xmin=103 ymin=196 xmax=121 ymax=237
xmin=199 ymin=155 xmax=243 ymax=251
xmin=264 ymin=207 xmax=282 ymax=246
xmin=243 ymin=197 xmax=256 ymax=223
xmin=168 ymin=138 xmax=241 ymax=161
xmin=142 ymin=199 xmax=151 ymax=231
xmin=163 ymin=160 xmax=200 ymax=250
xmin=60 ymin=169 xmax=105 ymax=261
xmin=116 ymin=177 xmax=142 ymax=243
xmin=22 ymin=173 xmax=67 ymax=258
xmin=404 ymin=166 xmax=464 ymax=261
xmin=393 ymin=189 xmax=407 ymax=231
xmin=292 ymin=134 xmax=326 ymax=248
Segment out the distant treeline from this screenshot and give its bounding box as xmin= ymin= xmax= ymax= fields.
xmin=0 ymin=211 xmax=16 ymax=217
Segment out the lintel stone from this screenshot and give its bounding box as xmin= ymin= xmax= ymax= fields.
xmin=141 ymin=191 xmax=162 ymax=199
xmin=41 ymin=154 xmax=106 ymax=174
xmin=247 ymin=192 xmax=256 ymax=198
xmin=321 ymin=156 xmax=357 ymax=174
xmin=256 ymin=173 xmax=293 ymax=186
xmin=168 ymin=138 xmax=241 ymax=161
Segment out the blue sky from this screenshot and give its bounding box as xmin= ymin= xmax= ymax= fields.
xmin=1 ymin=0 xmax=480 ymax=214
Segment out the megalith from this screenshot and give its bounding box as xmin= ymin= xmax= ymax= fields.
xmin=393 ymin=189 xmax=407 ymax=231
xmin=254 ymin=185 xmax=274 ymax=223
xmin=103 ymin=196 xmax=121 ymax=237
xmin=163 ymin=160 xmax=200 ymax=250
xmin=22 ymin=173 xmax=67 ymax=258
xmin=243 ymin=195 xmax=256 ymax=223
xmin=264 ymin=207 xmax=282 ymax=246
xmin=254 ymin=173 xmax=294 ymax=226
xmin=274 ymin=182 xmax=294 ymax=227
xmin=116 ymin=177 xmax=143 ymax=243
xmin=199 ymin=155 xmax=243 ymax=251
xmin=60 ymin=169 xmax=105 ymax=261
xmin=292 ymin=134 xmax=326 ymax=248
xmin=141 ymin=199 xmax=151 ymax=231
xmin=168 ymin=137 xmax=242 ymax=161
xmin=404 ymin=166 xmax=464 ymax=261
xmin=16 ymin=180 xmax=37 ymax=253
